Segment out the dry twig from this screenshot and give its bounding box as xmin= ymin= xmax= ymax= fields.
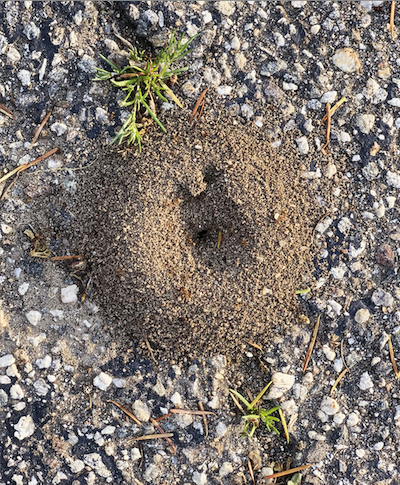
xmin=30 ymin=111 xmax=51 ymax=148
xmin=198 ymin=401 xmax=208 ymax=438
xmin=127 ymin=433 xmax=174 ymax=444
xmin=320 ymin=97 xmax=346 ymax=124
xmin=244 ymin=340 xmax=263 ymax=352
xmin=107 ymin=400 xmax=141 ymax=425
xmin=0 ymin=148 xmax=58 ymax=185
xmin=263 ymin=464 xmax=312 ymax=480
xmin=302 ymin=314 xmax=321 ymax=372
xmin=150 ymin=418 xmax=176 ymax=454
xmin=189 ymin=88 xmax=208 ymax=126
xmin=248 ymin=458 xmax=256 ymax=485
xmin=50 ymin=255 xmax=84 ymax=261
xmin=0 ymin=103 xmax=14 ymax=119
xmin=155 ymin=412 xmax=172 ymax=422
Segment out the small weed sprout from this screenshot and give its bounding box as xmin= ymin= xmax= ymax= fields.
xmin=229 ymin=381 xmax=280 ymax=438
xmin=94 ymin=31 xmax=197 ymax=151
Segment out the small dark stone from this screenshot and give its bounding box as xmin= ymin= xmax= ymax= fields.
xmin=375 ymin=244 xmax=395 ymax=267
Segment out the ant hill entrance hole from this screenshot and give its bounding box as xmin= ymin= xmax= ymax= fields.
xmin=72 ymin=108 xmax=323 ymax=361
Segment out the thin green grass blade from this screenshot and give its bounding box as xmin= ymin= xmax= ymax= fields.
xmin=140 ymin=97 xmax=166 ymax=132
xmin=250 ymin=381 xmax=273 ymax=408
xmin=229 ymin=390 xmax=251 ymax=410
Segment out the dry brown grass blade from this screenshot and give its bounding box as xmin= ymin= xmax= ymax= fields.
xmin=320 ymin=97 xmax=346 ymax=124
xmin=0 ymin=147 xmax=59 ymax=185
xmin=391 ymin=1 xmax=396 ymax=38
xmin=302 ymin=314 xmax=321 ymax=372
xmin=150 ymin=418 xmax=176 ymax=454
xmin=30 ymin=111 xmax=51 ymax=148
xmin=230 ymin=391 xmax=246 ymax=414
xmin=248 ymin=458 xmax=256 ymax=485
xmin=155 ymin=412 xmax=172 ymax=422
xmin=388 ymin=335 xmax=400 ymax=378
xmin=244 ymin=340 xmax=263 ymax=352
xmin=0 ymin=103 xmax=14 ymax=119
xmin=127 ymin=433 xmax=174 ymax=443
xmin=107 ymin=400 xmax=141 ymax=425
xmin=263 ymin=464 xmax=312 ymax=480
xmin=189 ymin=87 xmax=208 ymax=125
xmin=50 ymin=255 xmax=84 ymax=261
xmin=170 ymin=408 xmax=216 ymax=416
xmin=330 ymin=368 xmax=348 ymax=395
xmin=198 ymin=401 xmax=208 ymax=438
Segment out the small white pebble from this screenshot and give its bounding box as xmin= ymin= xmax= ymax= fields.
xmin=347 ymin=412 xmax=360 ymax=427
xmin=202 ymin=11 xmax=212 ymax=24
xmin=355 ymin=308 xmax=370 ymax=324
xmin=10 ymin=384 xmax=25 ymax=400
xmin=14 ymin=415 xmax=35 ymax=440
xmin=25 ymin=310 xmax=42 ymax=326
xmin=170 ymin=392 xmax=182 ymax=407
xmin=93 ymin=372 xmax=113 ymax=391
xmin=322 ymin=345 xmax=336 ymax=361
xmin=356 ymin=449 xmax=366 ymax=458
xmin=320 ymin=396 xmax=340 ymax=415
xmin=112 ymin=378 xmax=126 ymax=388
xmin=18 ymin=282 xmax=29 ymax=295
xmin=215 ymin=422 xmax=227 ymax=437
xmin=17 ymin=69 xmax=31 ymax=86
xmin=132 ymin=400 xmax=151 ymax=421
xmin=333 ymin=412 xmax=345 ymax=425
xmin=386 ymin=196 xmax=396 ymax=208
xmin=0 ymin=354 xmax=15 ymax=368
xmin=101 ymin=425 xmax=116 ymax=435
xmin=219 ymin=462 xmax=234 ymax=478
xmin=35 ymin=355 xmax=52 ymax=369
xmin=217 ymin=85 xmax=232 ymax=96
xmin=373 ymin=442 xmax=384 ymax=451
xmin=359 ymin=372 xmax=373 ymax=390
xmin=320 ymin=91 xmax=337 ymax=104
xmin=333 ymin=358 xmax=343 ymax=373
xmin=60 ymin=285 xmax=79 ymax=304
xmin=296 ymin=136 xmax=309 ymax=155
xmin=1 ymin=223 xmax=12 ymax=234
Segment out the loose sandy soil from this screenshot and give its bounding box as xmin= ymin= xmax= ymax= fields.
xmin=63 ymin=102 xmax=334 ymax=362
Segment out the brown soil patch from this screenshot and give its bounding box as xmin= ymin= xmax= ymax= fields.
xmin=72 ymin=104 xmax=326 ymax=361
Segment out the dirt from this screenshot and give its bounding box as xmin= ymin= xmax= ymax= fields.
xmin=56 ymin=100 xmax=336 ymax=362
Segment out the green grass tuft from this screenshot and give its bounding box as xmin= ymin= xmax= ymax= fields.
xmin=94 ymin=31 xmax=197 ymax=151
xmin=229 ymin=382 xmax=281 ymax=438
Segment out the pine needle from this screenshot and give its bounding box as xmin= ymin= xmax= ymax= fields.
xmin=330 ymin=368 xmax=348 ymax=395
xmin=263 ymin=465 xmax=312 ymax=480
xmin=107 ymin=400 xmax=141 ymax=425
xmin=303 ymin=314 xmax=321 ymax=372
xmin=0 ymin=148 xmax=58 ymax=184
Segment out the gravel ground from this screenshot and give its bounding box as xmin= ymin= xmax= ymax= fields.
xmin=1 ymin=1 xmax=400 ymax=484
